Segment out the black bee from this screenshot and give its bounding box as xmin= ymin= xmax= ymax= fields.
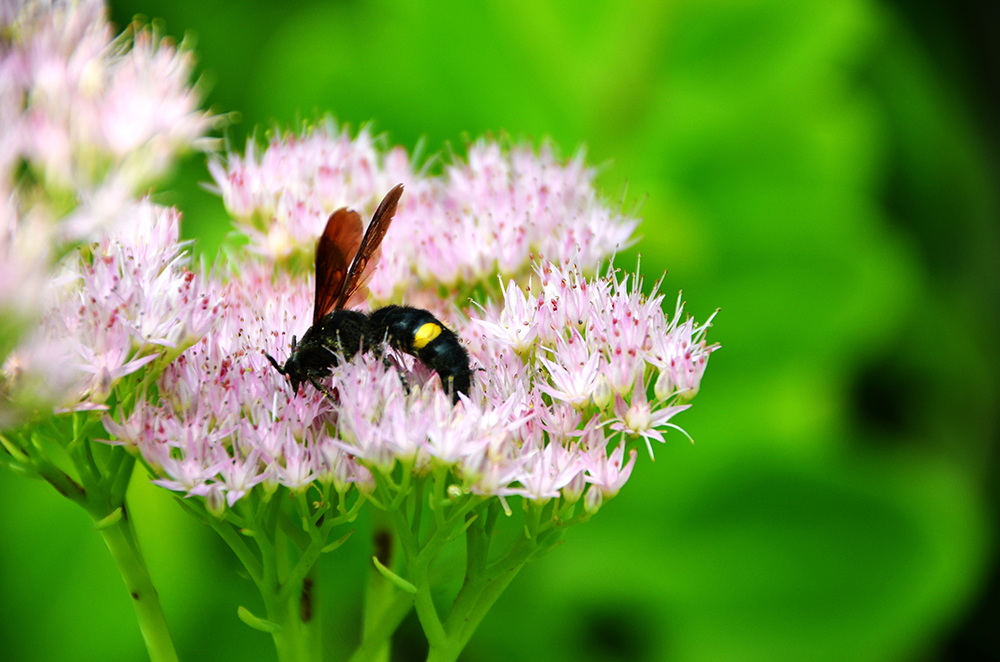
xmin=265 ymin=184 xmax=471 ymax=403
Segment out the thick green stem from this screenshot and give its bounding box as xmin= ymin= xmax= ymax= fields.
xmin=299 ymin=564 xmax=322 ymax=662
xmin=252 ymin=494 xmax=326 ymax=662
xmin=69 ymin=434 xmax=178 ymax=662
xmin=350 ymin=590 xmax=414 ymax=662
xmin=95 ymin=508 xmax=180 ymax=662
xmin=261 ymin=561 xmax=324 ymax=662
xmin=359 ymin=510 xmax=398 ymax=662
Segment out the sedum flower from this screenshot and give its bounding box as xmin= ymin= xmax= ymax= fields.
xmin=2 ymin=0 xmax=211 ymax=196
xmin=3 ymin=200 xmax=218 ymax=414
xmin=610 ymin=373 xmax=692 ymax=460
xmin=68 ymin=123 xmax=714 ymax=522
xmin=649 ymin=294 xmax=718 ymax=402
xmin=1 ymin=0 xmax=211 ymax=421
xmin=159 ymin=124 xmax=715 ymax=517
xmin=536 ymin=328 xmax=605 ymax=409
xmin=209 ymin=126 xmax=638 ymax=303
xmin=582 ymin=417 xmax=637 ymax=507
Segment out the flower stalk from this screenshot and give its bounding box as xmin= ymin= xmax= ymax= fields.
xmin=2 ymin=411 xmax=180 ymax=662
xmin=94 ymin=505 xmax=180 ymax=662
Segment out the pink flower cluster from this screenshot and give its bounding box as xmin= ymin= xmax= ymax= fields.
xmin=3 ymin=200 xmax=217 ymax=413
xmin=1 ymin=0 xmax=210 ymax=199
xmin=210 ymin=126 xmax=638 ymax=302
xmin=103 ymin=247 xmax=715 ymax=513
xmin=1 ymin=0 xmax=210 ymax=395
xmin=89 ymin=121 xmax=717 ymax=514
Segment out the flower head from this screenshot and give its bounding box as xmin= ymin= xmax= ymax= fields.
xmin=28 ymin=123 xmax=714 ymax=515
xmin=1 ymin=0 xmax=211 ymax=422
xmin=4 ymin=200 xmax=218 ymax=414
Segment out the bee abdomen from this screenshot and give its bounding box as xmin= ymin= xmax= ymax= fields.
xmin=367 ymin=305 xmax=472 ymax=401
xmin=419 ymin=328 xmax=472 ymax=398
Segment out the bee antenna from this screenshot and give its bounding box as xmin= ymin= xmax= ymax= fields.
xmin=291 ymin=335 xmax=297 ymax=350
xmin=264 ymin=351 xmax=285 ymax=374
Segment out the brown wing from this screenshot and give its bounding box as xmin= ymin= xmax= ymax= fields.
xmin=313 ymin=208 xmax=363 ymax=324
xmin=333 ymin=183 xmax=405 ymax=309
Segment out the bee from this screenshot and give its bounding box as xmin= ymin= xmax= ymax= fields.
xmin=265 ymin=184 xmax=471 ymax=403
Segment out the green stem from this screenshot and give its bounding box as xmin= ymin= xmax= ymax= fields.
xmin=355 ymin=509 xmax=411 ymax=662
xmin=428 ymin=531 xmax=537 ymax=662
xmin=410 ymin=476 xmax=425 ymax=539
xmin=68 ymin=432 xmax=179 ymax=662
xmin=350 ymin=590 xmax=414 ymax=662
xmin=95 ymin=507 xmax=180 ymax=662
xmin=254 ymin=494 xmax=326 ymax=662
xmin=261 ymin=561 xmax=324 ymax=662
xmin=299 ymin=563 xmax=322 ymax=662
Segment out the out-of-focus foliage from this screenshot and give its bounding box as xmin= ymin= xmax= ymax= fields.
xmin=0 ymin=1 xmax=995 ymax=661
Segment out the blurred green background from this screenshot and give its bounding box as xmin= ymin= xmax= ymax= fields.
xmin=1 ymin=0 xmax=998 ymax=660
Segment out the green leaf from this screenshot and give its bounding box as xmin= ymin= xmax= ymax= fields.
xmin=91 ymin=507 xmax=123 ymax=531
xmin=237 ymin=606 xmax=281 ymax=633
xmin=371 ymin=556 xmax=417 ymax=594
xmin=321 ymin=529 xmax=355 ymax=553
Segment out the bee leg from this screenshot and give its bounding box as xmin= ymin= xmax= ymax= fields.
xmin=393 ymin=365 xmax=412 ymax=397
xmin=374 ymin=347 xmax=411 ymax=396
xmin=309 ymin=376 xmax=337 ymax=402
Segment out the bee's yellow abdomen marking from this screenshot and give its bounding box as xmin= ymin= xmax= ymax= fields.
xmin=413 ymin=323 xmax=442 ymax=349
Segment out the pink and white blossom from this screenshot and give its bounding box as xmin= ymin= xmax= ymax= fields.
xmin=7 ymin=89 xmax=715 ymax=511
xmin=4 ymin=200 xmax=218 ymax=413
xmin=2 ymin=0 xmax=210 ymax=423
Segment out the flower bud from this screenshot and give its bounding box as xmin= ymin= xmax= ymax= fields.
xmin=624 ymin=400 xmax=652 ymax=434
xmin=676 ymin=379 xmax=700 ymax=403
xmin=92 ymin=367 xmax=114 ymax=403
xmin=204 ymin=483 xmax=226 ymax=518
xmin=562 ymin=471 xmax=586 ymax=504
xmin=260 ymin=474 xmax=279 ymax=501
xmin=354 ymin=465 xmax=376 ymax=496
xmin=592 ymin=375 xmax=612 ymax=410
xmin=583 ymin=485 xmax=603 ymax=514
xmin=654 ymin=370 xmax=673 ymax=401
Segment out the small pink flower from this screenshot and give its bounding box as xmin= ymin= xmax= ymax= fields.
xmin=537 ymin=329 xmax=604 ymax=409
xmin=511 ymin=441 xmax=586 ymax=504
xmin=472 ymin=277 xmax=538 ymax=353
xmin=583 ymin=430 xmax=637 ymax=500
xmin=217 ymin=447 xmax=266 ymax=506
xmin=648 ymin=295 xmax=719 ymax=402
xmin=610 ymin=374 xmax=691 ymax=460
